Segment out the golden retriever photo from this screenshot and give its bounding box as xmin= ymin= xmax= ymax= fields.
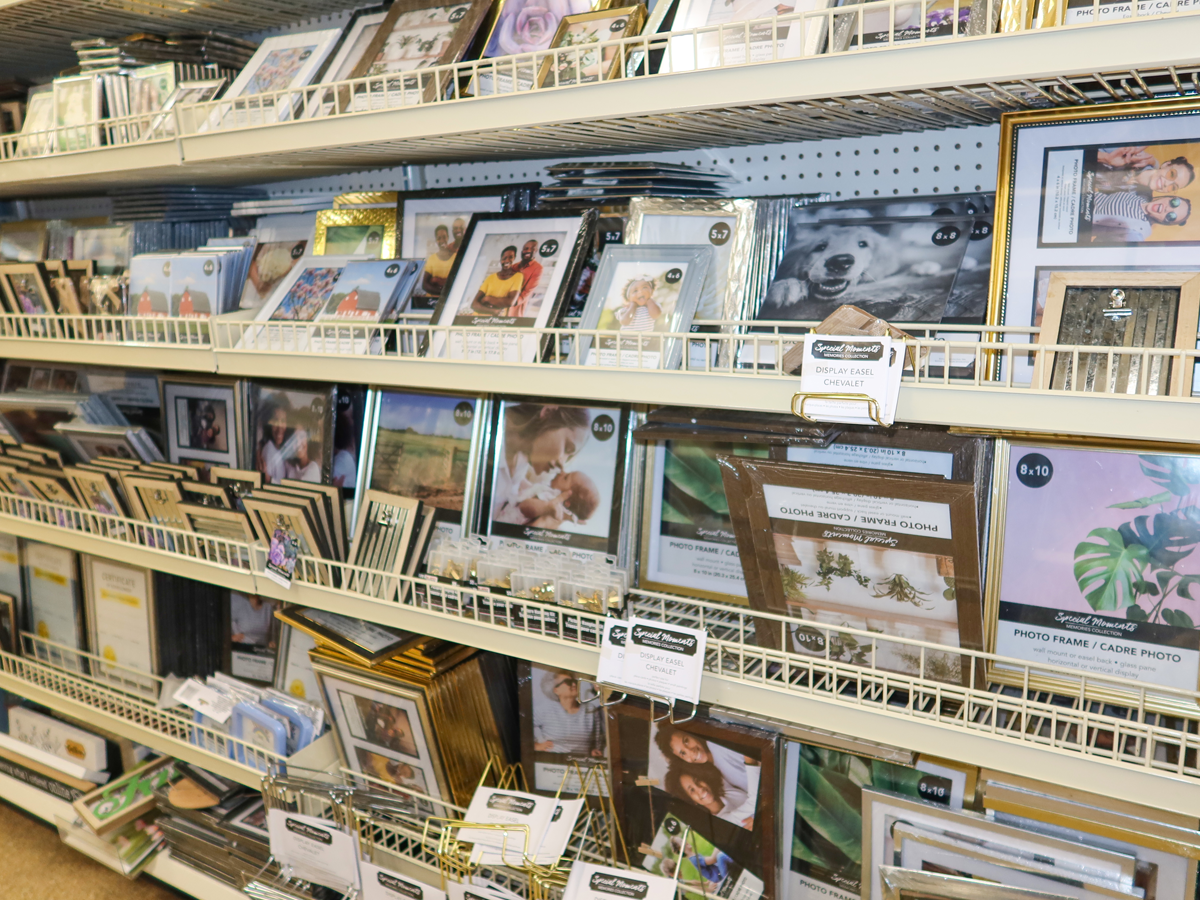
xmin=758 ymin=218 xmax=973 ymax=323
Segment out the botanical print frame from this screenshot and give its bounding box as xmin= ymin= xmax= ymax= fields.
xmin=986 ymin=439 xmax=1200 ymax=712
xmin=626 ymin=198 xmax=757 ymax=323
xmin=399 ymin=189 xmax=515 ymax=310
xmin=480 ymin=0 xmax=594 ymax=60
xmin=1032 ymin=270 xmax=1200 ymax=397
xmin=608 ymin=700 xmax=777 ymax=900
xmin=537 ymin=6 xmax=647 ymax=87
xmin=313 ymin=208 xmax=398 ymax=258
xmin=162 ymin=379 xmax=242 ymax=469
xmin=346 ymin=0 xmax=493 ymax=99
xmin=639 ymin=439 xmax=769 ymax=607
xmin=313 ymin=659 xmax=451 ymax=804
xmin=361 ymin=388 xmax=489 ymax=540
xmin=82 ymin=555 xmax=158 ymax=684
xmin=725 ymin=457 xmax=984 ymax=683
xmin=0 ymin=263 xmax=54 ymax=316
xmin=481 ymin=397 xmax=631 ymax=557
xmin=992 ymin=98 xmax=1200 ymax=379
xmin=575 ymin=244 xmax=711 ymax=371
xmin=426 ymin=210 xmax=597 ymax=363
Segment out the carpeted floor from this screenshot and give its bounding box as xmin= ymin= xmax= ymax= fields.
xmin=0 ymin=799 xmax=184 ymax=900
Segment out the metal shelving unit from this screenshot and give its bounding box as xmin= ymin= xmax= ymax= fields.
xmin=6 ymin=10 xmax=1200 ymax=195
xmin=0 ymin=771 xmax=246 ymax=900
xmin=5 ymin=490 xmax=1200 ymax=816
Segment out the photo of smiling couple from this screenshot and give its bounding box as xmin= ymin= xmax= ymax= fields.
xmin=648 ymin=721 xmax=761 ymax=832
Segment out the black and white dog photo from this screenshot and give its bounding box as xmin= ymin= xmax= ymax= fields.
xmin=757 ymin=217 xmax=974 ymax=323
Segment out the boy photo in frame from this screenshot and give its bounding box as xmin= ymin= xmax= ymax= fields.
xmin=162 ymin=379 xmax=242 ymax=470
xmin=483 ymin=398 xmax=630 ymax=556
xmin=425 ymin=210 xmax=597 ymax=363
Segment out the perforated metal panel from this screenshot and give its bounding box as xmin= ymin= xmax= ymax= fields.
xmin=261 ymin=123 xmax=999 ymax=199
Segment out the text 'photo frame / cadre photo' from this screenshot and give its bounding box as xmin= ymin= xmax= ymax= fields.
xmin=721 ymin=456 xmax=984 ymax=685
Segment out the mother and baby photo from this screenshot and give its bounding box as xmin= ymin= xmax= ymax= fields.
xmin=489 ymin=400 xmax=620 ymax=551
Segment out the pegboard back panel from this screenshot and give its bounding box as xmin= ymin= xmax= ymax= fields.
xmin=260 ymin=124 xmax=999 ymax=200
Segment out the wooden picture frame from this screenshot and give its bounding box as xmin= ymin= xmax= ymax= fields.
xmin=537 ymin=5 xmax=646 ymax=87
xmin=607 ymin=699 xmax=778 ymax=900
xmin=1033 ymin=270 xmax=1200 ymax=397
xmin=0 ymin=262 xmax=53 ymax=316
xmin=345 ymin=0 xmax=494 ymax=104
xmin=73 ymin=756 xmax=176 ymax=836
xmin=724 ymin=456 xmax=984 ymax=685
xmin=179 ymin=503 xmax=257 ymax=545
xmin=66 ymin=466 xmax=127 ymax=517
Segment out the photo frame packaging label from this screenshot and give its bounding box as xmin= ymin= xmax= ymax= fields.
xmin=596 ymin=618 xmax=627 ymax=683
xmin=993 ymin=443 xmax=1200 ymax=692
xmin=173 ymin=676 xmax=236 ymax=723
xmin=788 ymin=444 xmax=954 ymax=478
xmin=361 ymin=861 xmax=448 ymax=900
xmin=459 ymin=787 xmax=559 ymax=864
xmin=600 ymin=617 xmax=707 ymax=703
xmin=563 ymin=862 xmax=678 ymax=900
xmin=267 ymin=809 xmax=362 ymax=892
xmin=799 ymin=335 xmax=902 ymax=425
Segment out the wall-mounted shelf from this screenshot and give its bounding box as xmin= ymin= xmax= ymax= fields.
xmin=4 ymin=491 xmax=1200 ymax=815
xmin=5 ymin=11 xmax=1200 ymax=195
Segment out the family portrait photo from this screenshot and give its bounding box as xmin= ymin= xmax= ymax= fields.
xmin=648 ymin=721 xmax=760 ymax=832
xmin=251 ymin=386 xmax=328 ymax=484
xmin=344 ymin=691 xmax=419 ymax=756
xmin=1040 ymin=140 xmax=1200 ymax=245
xmin=454 ymin=232 xmax=563 ymax=322
xmin=418 ymin=215 xmax=469 ymax=303
xmin=489 ymin=400 xmax=622 ymax=552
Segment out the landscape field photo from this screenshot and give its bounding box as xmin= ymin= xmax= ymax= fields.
xmin=369 ymin=390 xmax=475 ymax=512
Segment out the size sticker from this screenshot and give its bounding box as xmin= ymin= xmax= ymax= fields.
xmin=610 ymin=616 xmax=707 ymax=704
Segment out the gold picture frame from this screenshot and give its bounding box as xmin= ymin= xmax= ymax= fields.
xmin=313 ymin=208 xmax=398 ymax=259
xmin=984 ymin=438 xmax=1200 ymax=714
xmin=0 ymin=262 xmax=54 ymax=316
xmin=1033 ymin=270 xmax=1200 ymax=397
xmin=989 ymin=96 xmax=1200 ymax=341
xmin=536 ymin=5 xmax=646 ymax=88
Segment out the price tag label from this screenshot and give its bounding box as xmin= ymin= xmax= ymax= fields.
xmin=602 ymin=616 xmax=707 ymax=704
xmin=267 ymin=810 xmax=361 ymax=892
